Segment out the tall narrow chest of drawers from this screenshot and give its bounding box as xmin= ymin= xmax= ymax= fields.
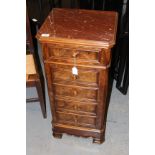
xmin=36 ymin=8 xmax=118 ymax=144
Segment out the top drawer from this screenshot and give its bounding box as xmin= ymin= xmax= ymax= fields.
xmin=45 ymin=45 xmax=101 ymax=64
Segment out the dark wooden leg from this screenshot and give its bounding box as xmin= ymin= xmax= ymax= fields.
xmin=36 ymin=80 xmax=47 ymax=118
xmin=53 ymin=132 xmax=63 ymax=139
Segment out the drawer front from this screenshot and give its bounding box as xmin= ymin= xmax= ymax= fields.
xmin=51 ymin=64 xmax=99 ymax=85
xmin=56 ymin=111 xmax=96 ymax=128
xmin=53 ymin=84 xmax=98 ymax=101
xmin=55 ymin=99 xmax=97 ymax=115
xmin=47 ymin=46 xmax=100 ymax=63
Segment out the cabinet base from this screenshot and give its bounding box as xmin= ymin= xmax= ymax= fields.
xmin=52 ymin=123 xmax=105 ymax=144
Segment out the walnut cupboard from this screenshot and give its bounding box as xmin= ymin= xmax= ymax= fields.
xmin=36 ymin=8 xmax=118 ymax=144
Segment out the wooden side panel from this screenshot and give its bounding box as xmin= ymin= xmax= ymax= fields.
xmin=96 ymin=69 xmax=109 ymax=130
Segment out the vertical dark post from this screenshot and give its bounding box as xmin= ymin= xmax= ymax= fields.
xmin=49 ymin=0 xmax=55 ymax=10
xmin=38 ymin=0 xmax=43 ymax=24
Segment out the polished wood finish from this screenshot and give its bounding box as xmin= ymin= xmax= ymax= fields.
xmin=37 ymin=8 xmax=118 ymax=143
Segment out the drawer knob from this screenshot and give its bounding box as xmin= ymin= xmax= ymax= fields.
xmin=74 ymin=116 xmax=78 ymax=124
xmin=73 ymin=90 xmax=78 ymax=96
xmin=74 ymin=105 xmax=78 ymax=111
xmin=72 ymin=51 xmax=79 ymax=58
xmin=101 ymin=57 xmax=104 ymax=63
